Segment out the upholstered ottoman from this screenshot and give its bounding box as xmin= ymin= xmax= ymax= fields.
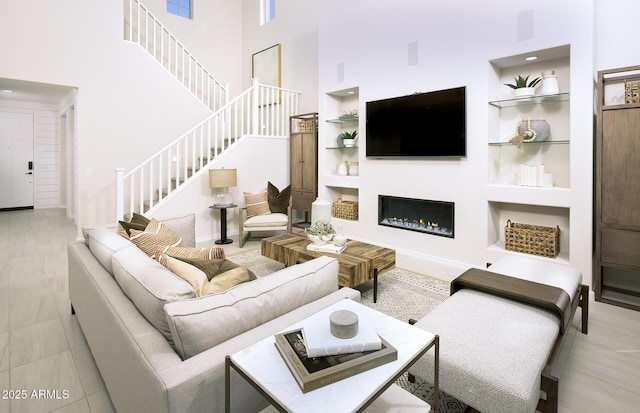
xmin=408 ymin=255 xmax=588 ymax=413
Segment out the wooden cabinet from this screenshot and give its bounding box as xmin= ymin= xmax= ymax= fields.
xmin=596 ymin=66 xmax=640 ymax=311
xmin=290 ymin=113 xmax=318 ymax=218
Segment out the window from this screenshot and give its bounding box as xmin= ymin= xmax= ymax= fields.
xmin=167 ymin=0 xmax=191 ymax=19
xmin=260 ymin=0 xmax=275 ymax=25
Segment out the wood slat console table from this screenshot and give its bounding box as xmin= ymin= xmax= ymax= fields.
xmin=261 ymin=233 xmax=396 ymax=303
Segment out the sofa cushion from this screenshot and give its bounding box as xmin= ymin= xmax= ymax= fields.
xmin=112 ymin=247 xmax=196 ymax=347
xmin=244 ymin=189 xmax=270 ymax=218
xmin=267 ymin=181 xmax=291 ymax=213
xmin=88 ymin=229 xmax=135 ymax=275
xmin=243 ymin=213 xmax=289 ymax=228
xmin=155 ymin=213 xmax=196 ymax=248
xmin=164 ymin=255 xmax=339 ymax=359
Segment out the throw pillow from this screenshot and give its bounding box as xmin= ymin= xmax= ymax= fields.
xmin=118 ymin=220 xmax=147 ymax=239
xmin=131 ymin=212 xmax=151 ymax=226
xmin=243 ymin=189 xmax=270 ymax=218
xmin=161 ymin=254 xmax=208 ymax=296
xmin=267 ymin=181 xmax=291 ymax=214
xmin=129 ymin=218 xmax=184 ymax=258
xmin=155 ymin=246 xmax=225 ymax=268
xmin=163 ymin=255 xmax=254 ymax=297
xmin=173 ymin=257 xmax=256 ymax=281
xmin=201 ymin=266 xmax=253 ymax=296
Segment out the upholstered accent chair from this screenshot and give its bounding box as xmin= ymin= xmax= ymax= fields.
xmin=239 ymin=184 xmax=292 ymax=247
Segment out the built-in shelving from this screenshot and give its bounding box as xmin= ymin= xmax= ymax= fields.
xmin=321 ymin=87 xmax=361 ymax=222
xmin=486 ymin=46 xmax=572 ymax=262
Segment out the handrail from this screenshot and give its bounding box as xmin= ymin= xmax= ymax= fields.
xmin=115 ymin=80 xmax=300 ymax=221
xmin=124 ymin=0 xmax=228 ymax=112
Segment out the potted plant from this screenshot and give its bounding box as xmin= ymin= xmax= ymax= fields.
xmin=504 ymin=74 xmax=541 ymax=98
xmin=338 ymin=130 xmax=358 ymax=147
xmin=305 ymin=220 xmax=336 ymax=245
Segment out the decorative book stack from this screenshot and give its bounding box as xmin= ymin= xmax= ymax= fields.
xmin=274 ymin=309 xmax=396 ymax=393
xmin=274 ymin=330 xmax=397 ymax=393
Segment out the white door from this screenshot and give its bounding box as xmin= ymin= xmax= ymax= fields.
xmin=0 ymin=112 xmax=34 ymax=209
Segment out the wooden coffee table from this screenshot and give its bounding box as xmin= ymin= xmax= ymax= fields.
xmin=261 ymin=233 xmax=395 ymax=302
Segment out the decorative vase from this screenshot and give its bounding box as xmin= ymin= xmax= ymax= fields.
xmin=514 ymin=87 xmax=535 ymax=98
xmin=540 ymin=71 xmax=559 ymax=95
xmin=343 ymin=139 xmax=355 ymax=148
xmin=337 ymin=161 xmax=348 ymax=176
xmin=517 ymin=119 xmax=550 ymax=142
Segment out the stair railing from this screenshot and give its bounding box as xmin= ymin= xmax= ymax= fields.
xmin=116 ymin=79 xmax=300 ymax=221
xmin=124 ymin=0 xmax=228 ymax=112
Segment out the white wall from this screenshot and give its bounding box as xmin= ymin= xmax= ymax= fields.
xmin=595 ymin=0 xmax=640 ymax=70
xmin=0 ymin=0 xmax=242 ymax=234
xmin=241 ymin=0 xmax=597 ymax=283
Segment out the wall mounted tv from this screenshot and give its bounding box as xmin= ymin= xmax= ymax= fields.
xmin=365 ymin=86 xmax=466 ymax=158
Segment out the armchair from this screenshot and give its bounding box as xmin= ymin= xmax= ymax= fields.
xmin=238 ymin=196 xmax=292 ymax=247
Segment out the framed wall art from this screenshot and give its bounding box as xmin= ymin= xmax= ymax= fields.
xmin=252 ymin=44 xmax=281 ymax=88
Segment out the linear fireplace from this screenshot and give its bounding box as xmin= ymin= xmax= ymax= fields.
xmin=378 ymin=195 xmax=454 ymax=238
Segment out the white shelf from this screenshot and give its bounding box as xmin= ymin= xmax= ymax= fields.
xmin=324 ymin=175 xmax=360 ymax=188
xmin=487 ymin=241 xmax=570 ymax=265
xmin=486 ymin=184 xmax=572 ymax=208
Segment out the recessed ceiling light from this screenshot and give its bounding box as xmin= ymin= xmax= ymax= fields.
xmin=2 ymin=89 xmax=13 ymax=93
xmin=525 ymin=56 xmax=538 ymax=61
xmin=347 ymin=91 xmax=355 ymax=94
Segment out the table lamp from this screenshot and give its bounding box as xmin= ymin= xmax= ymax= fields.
xmin=209 ymin=168 xmax=237 ymax=206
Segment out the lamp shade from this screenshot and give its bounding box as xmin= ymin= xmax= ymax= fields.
xmin=209 ymin=168 xmax=237 ymax=188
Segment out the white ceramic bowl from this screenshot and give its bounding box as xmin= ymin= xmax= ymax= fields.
xmin=307 ymin=233 xmax=333 ymax=245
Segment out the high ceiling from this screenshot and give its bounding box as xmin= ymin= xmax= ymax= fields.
xmin=0 ymin=78 xmax=75 ymax=105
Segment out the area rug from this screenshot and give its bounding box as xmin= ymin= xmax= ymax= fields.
xmin=228 ymin=249 xmax=467 ymax=413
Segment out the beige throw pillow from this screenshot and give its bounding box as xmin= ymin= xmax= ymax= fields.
xmin=162 ymin=254 xmax=208 ymax=296
xmin=129 ymin=218 xmax=184 ymax=258
xmin=155 ymin=246 xmax=225 ymax=267
xmin=244 ymin=189 xmax=270 ymax=218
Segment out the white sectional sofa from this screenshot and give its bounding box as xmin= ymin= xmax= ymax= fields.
xmin=68 ymin=214 xmax=359 ymax=413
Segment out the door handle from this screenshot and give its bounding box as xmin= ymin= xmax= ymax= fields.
xmin=25 ymin=172 xmax=33 ymax=175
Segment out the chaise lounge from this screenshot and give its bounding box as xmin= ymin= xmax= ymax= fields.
xmin=408 ymin=255 xmax=589 ymax=413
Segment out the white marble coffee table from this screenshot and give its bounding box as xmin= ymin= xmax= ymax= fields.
xmin=225 ymin=299 xmax=439 ymax=413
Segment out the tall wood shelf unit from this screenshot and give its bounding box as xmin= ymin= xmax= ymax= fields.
xmin=595 ymin=65 xmax=640 ymax=311
xmin=290 ymin=113 xmax=318 ymax=224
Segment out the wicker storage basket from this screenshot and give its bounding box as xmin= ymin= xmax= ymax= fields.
xmin=625 ymin=80 xmax=640 ymax=104
xmin=504 ymin=220 xmax=560 ymax=258
xmin=297 ymin=119 xmax=317 ymax=132
xmin=332 ymin=198 xmax=359 ymax=221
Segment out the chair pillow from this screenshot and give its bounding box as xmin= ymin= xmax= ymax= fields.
xmin=243 ymin=213 xmax=289 ymax=228
xmin=267 ymin=181 xmax=291 ymax=213
xmin=112 ymin=247 xmax=196 ymax=348
xmin=244 ymin=189 xmax=270 ymax=218
xmin=164 ymin=256 xmax=339 ymax=359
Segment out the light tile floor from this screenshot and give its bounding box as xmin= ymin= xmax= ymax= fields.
xmin=1 ymin=208 xmax=639 ymax=412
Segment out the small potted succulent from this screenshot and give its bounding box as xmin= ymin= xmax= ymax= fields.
xmin=338 ymin=130 xmax=358 ymax=147
xmin=504 ymin=75 xmax=541 ymax=98
xmin=305 ymin=220 xmax=336 ymax=245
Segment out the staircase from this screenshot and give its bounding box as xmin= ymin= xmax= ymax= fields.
xmin=116 ymin=1 xmax=300 ymax=221
xmin=124 ymin=0 xmax=228 ymax=112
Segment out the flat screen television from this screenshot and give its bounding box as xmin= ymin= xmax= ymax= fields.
xmin=365 ymin=86 xmax=466 ymax=157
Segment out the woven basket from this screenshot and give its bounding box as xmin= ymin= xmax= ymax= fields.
xmin=332 ymin=198 xmax=359 ymax=221
xmin=625 ymin=80 xmax=640 ymax=104
xmin=504 ymin=220 xmax=560 ymax=258
xmin=297 ymin=119 xmax=317 ymax=132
